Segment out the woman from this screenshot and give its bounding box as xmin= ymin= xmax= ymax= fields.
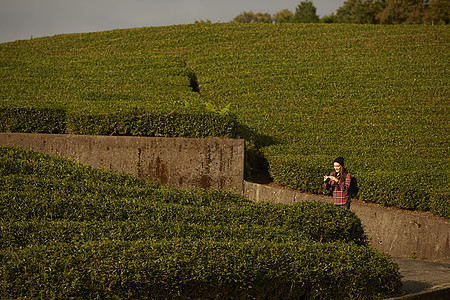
xmin=323 ymin=157 xmax=351 ymax=209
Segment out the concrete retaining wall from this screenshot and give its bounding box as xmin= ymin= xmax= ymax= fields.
xmin=244 ymin=181 xmax=450 ymax=263
xmin=0 ymin=132 xmax=245 ymax=194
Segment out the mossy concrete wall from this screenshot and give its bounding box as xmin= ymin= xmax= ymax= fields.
xmin=0 ymin=132 xmax=245 ymax=194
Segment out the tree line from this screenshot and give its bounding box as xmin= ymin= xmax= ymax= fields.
xmin=221 ymin=0 xmax=449 ymax=25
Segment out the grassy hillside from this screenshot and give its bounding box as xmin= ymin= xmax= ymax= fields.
xmin=1 ymin=23 xmax=449 ymax=217
xmin=0 ymin=146 xmax=402 ymax=298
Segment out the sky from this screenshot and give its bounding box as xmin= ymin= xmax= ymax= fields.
xmin=0 ymin=0 xmax=344 ymax=44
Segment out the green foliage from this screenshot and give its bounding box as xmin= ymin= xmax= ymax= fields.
xmin=0 ymin=104 xmax=235 ymax=138
xmin=67 ymin=109 xmax=235 ymax=138
xmin=0 ymin=35 xmax=234 ymax=138
xmin=1 ymin=240 xmax=402 ymax=299
xmin=0 ymin=146 xmax=402 ymax=299
xmin=336 ymin=0 xmax=386 ymax=24
xmin=273 ymin=9 xmax=295 ymax=23
xmin=332 ymin=0 xmax=449 ymax=25
xmin=0 ymin=24 xmax=448 ymax=218
xmin=232 ymin=11 xmax=273 ymax=23
xmin=0 ymin=106 xmax=66 ymax=133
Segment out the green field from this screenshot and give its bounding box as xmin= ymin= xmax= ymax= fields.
xmin=1 ymin=23 xmax=449 ymax=217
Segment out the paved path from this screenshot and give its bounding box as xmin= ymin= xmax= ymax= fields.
xmin=389 ymin=257 xmax=450 ymax=299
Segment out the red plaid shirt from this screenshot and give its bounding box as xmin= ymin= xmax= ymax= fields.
xmin=323 ymin=172 xmax=351 ymax=205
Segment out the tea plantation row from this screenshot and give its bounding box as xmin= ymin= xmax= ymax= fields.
xmin=0 ymin=146 xmax=402 ymax=299
xmin=0 ymin=34 xmax=234 ymax=138
xmin=1 ymin=23 xmax=448 ymax=218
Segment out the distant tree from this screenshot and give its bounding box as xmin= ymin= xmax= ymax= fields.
xmin=376 ymin=0 xmax=406 ymax=23
xmin=194 ymin=19 xmax=212 ymax=24
xmin=233 ymin=11 xmax=256 ymax=23
xmin=233 ymin=11 xmax=273 ymax=23
xmin=321 ymin=13 xmax=341 ymax=23
xmin=336 ymin=0 xmax=357 ymax=22
xmin=336 ymin=0 xmax=386 ymax=24
xmin=274 ymin=9 xmax=295 ymax=23
xmin=294 ymin=0 xmax=320 ymax=23
xmin=423 ymin=0 xmax=450 ymax=24
xmin=376 ymin=0 xmax=426 ymax=24
xmin=404 ymin=2 xmax=427 ymax=24
xmin=254 ymin=12 xmax=273 ymax=23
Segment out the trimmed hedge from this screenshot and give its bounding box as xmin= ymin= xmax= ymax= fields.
xmin=0 ymin=107 xmax=66 ymax=134
xmin=0 ymin=106 xmax=236 ymax=138
xmin=0 ymin=146 xmax=402 ymax=299
xmin=67 ymin=109 xmax=236 ymax=138
xmin=1 ymin=240 xmax=401 ymax=299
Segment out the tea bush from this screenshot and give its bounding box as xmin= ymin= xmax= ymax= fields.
xmin=1 ymin=240 xmax=401 ymax=299
xmin=1 ymin=23 xmax=448 ymax=217
xmin=0 ymin=146 xmax=402 ymax=299
xmin=0 ymin=106 xmax=66 ymax=134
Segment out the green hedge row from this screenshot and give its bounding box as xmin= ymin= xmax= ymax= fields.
xmin=0 ymin=146 xmax=402 ymax=299
xmin=67 ymin=109 xmax=235 ymax=138
xmin=0 ymin=201 xmax=367 ymax=248
xmin=1 ymin=240 xmax=401 ymax=299
xmin=0 ymin=106 xmax=236 ymax=138
xmin=0 ymin=107 xmax=66 ymax=134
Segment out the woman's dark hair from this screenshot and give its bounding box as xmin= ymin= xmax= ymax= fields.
xmin=339 ymin=166 xmax=348 ymax=182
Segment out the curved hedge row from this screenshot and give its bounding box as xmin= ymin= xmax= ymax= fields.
xmin=1 ymin=240 xmax=401 ymax=299
xmin=0 ymin=146 xmax=402 ymax=299
xmin=0 ymin=147 xmax=367 ymax=246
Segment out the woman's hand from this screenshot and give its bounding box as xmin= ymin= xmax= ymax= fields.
xmin=330 ymin=176 xmax=338 ymax=182
xmin=324 ymin=176 xmax=338 ymax=182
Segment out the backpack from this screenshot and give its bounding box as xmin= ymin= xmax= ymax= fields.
xmin=349 ymin=175 xmax=359 ymax=198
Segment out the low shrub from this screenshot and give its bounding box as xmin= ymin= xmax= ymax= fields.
xmin=67 ymin=109 xmax=236 ymax=138
xmin=0 ymin=107 xmax=66 ymax=134
xmin=1 ymin=240 xmax=401 ymax=299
